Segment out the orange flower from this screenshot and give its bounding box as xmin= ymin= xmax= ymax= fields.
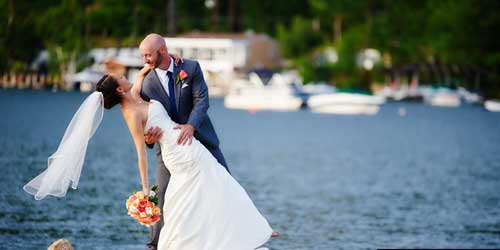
xmin=153 ymin=207 xmax=160 ymax=214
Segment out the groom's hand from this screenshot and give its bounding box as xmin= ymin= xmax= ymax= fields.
xmin=144 ymin=126 xmax=163 ymax=144
xmin=174 ymin=124 xmax=194 ymax=145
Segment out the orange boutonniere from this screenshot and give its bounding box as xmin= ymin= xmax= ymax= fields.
xmin=176 ymin=70 xmax=188 ymax=84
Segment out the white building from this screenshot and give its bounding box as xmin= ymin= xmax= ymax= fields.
xmin=165 ymin=32 xmax=281 ymax=73
xmin=165 ymin=32 xmax=282 ymax=96
xmin=71 ymin=32 xmax=282 ymax=94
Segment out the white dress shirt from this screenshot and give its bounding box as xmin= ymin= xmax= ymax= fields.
xmin=154 ymin=57 xmax=174 ymax=96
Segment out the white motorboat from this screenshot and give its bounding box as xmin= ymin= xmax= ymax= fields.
xmin=375 ymin=85 xmax=422 ymax=101
xmin=224 ymin=72 xmax=303 ymax=112
xmin=301 ymin=83 xmax=336 ymax=95
xmin=484 ymin=100 xmax=500 ymax=112
xmin=224 ymin=86 xmax=303 ymax=111
xmin=307 ymin=92 xmax=385 ymax=115
xmin=311 ymin=104 xmax=380 ymax=115
xmin=458 ymin=87 xmax=482 ymax=104
xmin=424 ymin=88 xmax=461 ymax=107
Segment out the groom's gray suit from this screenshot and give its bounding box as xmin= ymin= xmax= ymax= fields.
xmin=140 ymin=58 xmax=229 ymax=249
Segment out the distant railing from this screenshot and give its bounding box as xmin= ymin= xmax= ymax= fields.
xmin=0 ymin=72 xmax=69 ymax=91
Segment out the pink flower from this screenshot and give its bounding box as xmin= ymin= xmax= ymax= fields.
xmin=179 ymin=70 xmax=188 ymax=81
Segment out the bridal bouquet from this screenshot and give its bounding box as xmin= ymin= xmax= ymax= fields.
xmin=126 ymin=185 xmax=161 ymax=226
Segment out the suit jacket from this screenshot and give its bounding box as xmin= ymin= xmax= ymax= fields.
xmin=140 ymin=59 xmax=220 ymax=149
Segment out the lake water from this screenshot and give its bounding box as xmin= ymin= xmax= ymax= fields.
xmin=1 ymin=90 xmax=499 ymax=250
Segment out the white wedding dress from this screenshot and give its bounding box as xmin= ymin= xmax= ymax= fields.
xmin=145 ymin=100 xmax=272 ymax=250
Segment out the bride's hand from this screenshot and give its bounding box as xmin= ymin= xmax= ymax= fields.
xmin=145 ymin=126 xmax=163 ymax=145
xmin=139 ymin=64 xmax=154 ymax=76
xmin=169 ymin=53 xmax=184 ymax=66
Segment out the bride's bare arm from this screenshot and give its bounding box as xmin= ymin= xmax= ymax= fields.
xmin=123 ymin=110 xmax=149 ymax=195
xmin=131 ymin=54 xmax=182 ymax=101
xmin=131 ymin=65 xmax=154 ymax=101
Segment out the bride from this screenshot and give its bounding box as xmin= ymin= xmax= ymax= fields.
xmin=24 ymin=65 xmax=277 ymax=250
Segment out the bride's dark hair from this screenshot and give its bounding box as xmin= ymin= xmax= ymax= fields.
xmin=96 ymin=74 xmax=121 ymax=109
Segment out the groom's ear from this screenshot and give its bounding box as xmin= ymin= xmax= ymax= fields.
xmin=160 ymin=45 xmax=168 ymax=55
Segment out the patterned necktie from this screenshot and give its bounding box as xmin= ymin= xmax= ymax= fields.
xmin=166 ymin=71 xmax=179 ymax=122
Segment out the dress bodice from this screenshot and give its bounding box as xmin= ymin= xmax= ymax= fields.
xmin=144 ymin=100 xmax=177 ymax=139
xmin=145 ymin=100 xmax=203 ymax=171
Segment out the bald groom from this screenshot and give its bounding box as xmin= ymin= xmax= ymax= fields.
xmin=139 ymin=33 xmax=230 ymax=250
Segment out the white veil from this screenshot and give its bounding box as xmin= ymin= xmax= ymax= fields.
xmin=24 ymin=91 xmax=104 ymax=200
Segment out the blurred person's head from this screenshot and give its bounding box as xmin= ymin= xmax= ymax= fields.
xmin=139 ymin=33 xmax=169 ymax=69
xmin=48 ymin=239 xmax=73 ymax=250
xmin=95 ymin=73 xmax=132 ymax=109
